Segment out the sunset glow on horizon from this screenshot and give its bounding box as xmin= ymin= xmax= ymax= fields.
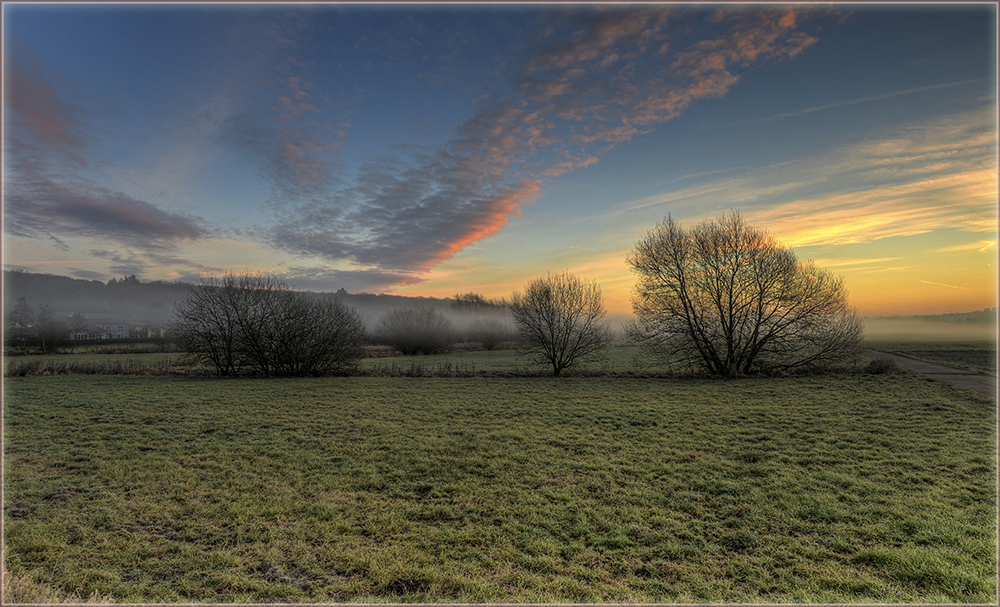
xmin=3 ymin=3 xmax=996 ymax=318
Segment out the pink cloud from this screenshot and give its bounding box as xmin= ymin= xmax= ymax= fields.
xmin=4 ymin=60 xmax=84 ymax=161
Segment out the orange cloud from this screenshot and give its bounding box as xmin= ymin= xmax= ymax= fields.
xmin=416 ymin=180 xmax=543 ymax=271
xmin=754 ymin=168 xmax=998 ymax=247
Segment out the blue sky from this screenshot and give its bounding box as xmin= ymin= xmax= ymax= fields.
xmin=4 ymin=3 xmax=996 ymax=317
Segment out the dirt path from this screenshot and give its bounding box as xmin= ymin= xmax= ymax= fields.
xmin=862 ymin=349 xmax=997 ymax=398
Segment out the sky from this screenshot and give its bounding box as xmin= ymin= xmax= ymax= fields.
xmin=3 ymin=2 xmax=997 ymax=318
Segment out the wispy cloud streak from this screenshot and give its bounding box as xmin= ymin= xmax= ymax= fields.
xmin=919 ymin=280 xmax=969 ymax=290
xmin=619 ymin=105 xmax=996 ymax=248
xmin=753 ymin=78 xmax=989 ymax=122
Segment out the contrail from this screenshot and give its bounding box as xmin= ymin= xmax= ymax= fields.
xmin=919 ymin=280 xmax=969 ymax=290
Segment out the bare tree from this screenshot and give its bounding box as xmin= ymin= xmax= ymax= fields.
xmin=451 ymin=292 xmax=507 ymax=312
xmin=626 ymin=211 xmax=863 ymax=376
xmin=35 ymin=305 xmax=65 ymax=353
xmin=264 ymin=294 xmax=367 ymax=376
xmin=171 ymin=272 xmax=365 ymax=376
xmin=375 ymin=307 xmax=454 ymax=355
xmin=509 ymin=271 xmax=613 ymax=376
xmin=172 ymin=274 xmax=244 ymax=375
xmin=68 ymin=312 xmax=90 ymax=336
xmin=6 ymin=297 xmax=35 ymax=354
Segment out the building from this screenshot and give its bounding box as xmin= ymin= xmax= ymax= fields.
xmin=70 ymin=322 xmax=129 ymax=340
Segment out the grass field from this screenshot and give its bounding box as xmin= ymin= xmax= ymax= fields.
xmin=357 ymin=343 xmax=652 ymax=376
xmin=862 ymin=318 xmax=996 ymax=377
xmin=3 ymin=371 xmax=996 ymax=603
xmin=2 ymin=343 xmax=678 ymax=378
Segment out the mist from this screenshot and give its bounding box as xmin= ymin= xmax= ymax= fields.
xmin=863 ymin=317 xmax=997 ymax=343
xmin=6 ymin=271 xmax=994 ymax=348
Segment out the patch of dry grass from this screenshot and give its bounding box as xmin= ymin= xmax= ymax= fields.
xmin=3 ymin=568 xmax=113 ymax=604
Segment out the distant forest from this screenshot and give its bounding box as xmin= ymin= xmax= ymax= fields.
xmin=873 ymin=309 xmax=997 ymax=324
xmin=3 ymin=270 xmax=996 ymax=329
xmin=2 ymin=270 xmax=460 ymax=329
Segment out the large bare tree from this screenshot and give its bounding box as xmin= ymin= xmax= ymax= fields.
xmin=626 ymin=211 xmax=863 ymax=376
xmin=509 ymin=271 xmax=613 ymax=376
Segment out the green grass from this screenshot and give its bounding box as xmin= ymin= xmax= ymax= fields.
xmin=3 ymin=342 xmax=668 ymax=378
xmin=4 ymin=372 xmax=995 ymax=603
xmin=5 ymin=352 xmax=180 ymax=374
xmin=358 ymin=343 xmax=650 ymax=376
xmin=865 ymin=339 xmax=997 ymax=377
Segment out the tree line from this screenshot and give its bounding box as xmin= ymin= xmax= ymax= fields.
xmin=4 ymin=297 xmax=94 ymax=354
xmin=162 ymin=211 xmax=861 ymax=377
xmin=6 ymin=211 xmax=862 ymax=377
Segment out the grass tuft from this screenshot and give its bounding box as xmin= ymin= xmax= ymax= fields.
xmin=2 ymin=568 xmax=114 ymax=603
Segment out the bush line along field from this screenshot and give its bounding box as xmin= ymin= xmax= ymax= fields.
xmin=6 ymin=334 xmax=997 ymax=378
xmin=3 ymin=372 xmax=996 ymax=603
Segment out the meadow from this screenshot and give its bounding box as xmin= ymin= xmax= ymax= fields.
xmin=863 ymin=318 xmax=996 ymax=376
xmin=863 ymin=340 xmax=996 ymax=377
xmin=3 ymin=364 xmax=996 ymax=603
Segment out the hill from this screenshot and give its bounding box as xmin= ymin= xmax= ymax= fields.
xmin=2 ymin=270 xmax=457 ymax=329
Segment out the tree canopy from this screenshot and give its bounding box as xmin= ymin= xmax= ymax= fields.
xmin=626 ymin=211 xmax=863 ymax=376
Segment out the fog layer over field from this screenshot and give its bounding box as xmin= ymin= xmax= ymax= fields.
xmin=5 ymin=271 xmax=995 ymax=346
xmin=863 ymin=317 xmax=997 ymax=342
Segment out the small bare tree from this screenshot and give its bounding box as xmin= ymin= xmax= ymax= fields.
xmin=6 ymin=297 xmax=35 ymax=354
xmin=626 ymin=211 xmax=863 ymax=376
xmin=35 ymin=305 xmax=65 ymax=353
xmin=509 ymin=271 xmax=613 ymax=376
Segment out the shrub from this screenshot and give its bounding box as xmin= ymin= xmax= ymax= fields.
xmin=171 ymin=272 xmax=366 ymax=376
xmin=467 ymin=316 xmax=518 ymax=350
xmin=866 ymin=357 xmax=902 ymax=374
xmin=376 ymin=308 xmax=454 ymax=355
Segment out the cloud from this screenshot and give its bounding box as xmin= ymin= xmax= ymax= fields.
xmin=277 ymin=265 xmax=429 ymax=294
xmin=933 ymin=240 xmax=997 ymax=253
xmin=808 ymin=257 xmax=903 ymax=269
xmin=89 ymin=249 xmax=152 ymax=277
xmin=754 ymin=169 xmax=997 ymax=247
xmin=3 ymin=58 xmax=85 ymax=162
xmin=217 ymin=113 xmax=345 ymax=202
xmin=2 ymin=6 xmax=846 ymax=293
xmin=264 ymin=5 xmax=835 ymax=285
xmin=618 ymin=105 xmax=996 ymax=248
xmin=753 ymin=78 xmax=990 ymax=122
xmin=4 ymin=55 xmax=209 ymax=253
xmin=214 ymin=12 xmax=352 ymax=204
xmin=4 ymin=157 xmax=205 ymax=249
